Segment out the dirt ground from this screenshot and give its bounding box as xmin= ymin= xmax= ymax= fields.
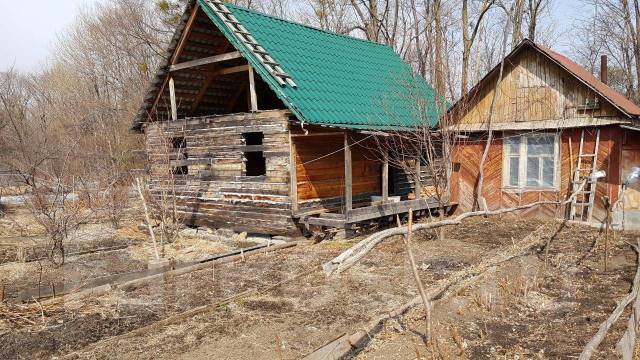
xmin=0 ymin=208 xmax=260 ymax=303
xmin=0 ymin=214 xmax=638 ymax=359
xmin=356 ymin=221 xmax=640 ymax=359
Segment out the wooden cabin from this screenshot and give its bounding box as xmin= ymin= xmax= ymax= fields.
xmin=449 ymin=39 xmax=640 ymax=227
xmin=132 ymin=0 xmax=444 ymax=236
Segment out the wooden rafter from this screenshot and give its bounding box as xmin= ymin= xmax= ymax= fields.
xmin=189 ymin=42 xmax=236 ymax=114
xmin=150 ymin=3 xmax=200 ymax=120
xmin=170 ymin=51 xmax=242 ymax=72
xmin=190 ymin=65 xmax=250 ymax=113
xmin=227 ymin=80 xmax=248 ymax=112
xmin=172 ymin=4 xmax=200 ymax=65
xmin=248 ymin=65 xmax=258 ymax=112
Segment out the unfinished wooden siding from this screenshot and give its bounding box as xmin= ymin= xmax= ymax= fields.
xmin=292 ymin=131 xmax=381 ymax=213
xmin=145 ymin=110 xmax=298 ymax=235
xmin=451 ymin=126 xmax=622 ymax=222
xmin=456 ymin=47 xmax=619 ymax=125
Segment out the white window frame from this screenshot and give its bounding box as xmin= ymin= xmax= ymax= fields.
xmin=502 ymin=132 xmax=560 ymax=191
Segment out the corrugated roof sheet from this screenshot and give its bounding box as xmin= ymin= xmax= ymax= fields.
xmin=198 ymin=1 xmax=442 ymax=129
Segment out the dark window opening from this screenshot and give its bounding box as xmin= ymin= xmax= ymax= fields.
xmin=171 ymin=136 xmax=188 ymax=175
xmin=245 ymin=152 xmax=266 ymax=176
xmin=243 ymin=132 xmax=263 ymax=146
xmin=172 ymin=165 xmax=189 ymax=175
xmin=172 ymin=136 xmax=187 ymax=149
xmin=242 ymin=132 xmax=266 ymax=176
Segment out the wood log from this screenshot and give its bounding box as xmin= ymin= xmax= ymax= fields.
xmin=580 ymin=239 xmax=640 ymax=359
xmin=323 ymin=180 xmax=587 ymax=275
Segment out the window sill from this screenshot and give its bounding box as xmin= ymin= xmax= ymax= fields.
xmin=502 ymin=186 xmax=559 ymax=193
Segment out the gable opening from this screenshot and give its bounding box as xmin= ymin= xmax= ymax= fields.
xmin=152 ymin=5 xmax=286 ymax=121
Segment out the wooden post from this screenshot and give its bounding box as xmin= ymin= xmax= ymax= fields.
xmin=248 ymin=65 xmax=258 ymax=112
xmin=289 ymin=132 xmax=298 ymax=213
xmin=169 ymin=77 xmax=178 ymax=121
xmin=382 ymin=149 xmax=389 ymax=202
xmin=415 ymin=158 xmax=422 ymax=199
xmin=344 ymin=133 xmax=353 ymax=212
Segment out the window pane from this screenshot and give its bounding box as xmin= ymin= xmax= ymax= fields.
xmin=509 ymin=157 xmax=519 ymax=186
xmin=542 ymin=157 xmax=554 ymax=186
xmin=505 ymin=137 xmax=520 ymax=154
xmin=527 ymin=136 xmax=554 ymax=156
xmin=526 ymin=157 xmax=540 ymax=186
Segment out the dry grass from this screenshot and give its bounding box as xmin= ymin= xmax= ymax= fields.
xmin=127 ymin=233 xmax=231 ymax=263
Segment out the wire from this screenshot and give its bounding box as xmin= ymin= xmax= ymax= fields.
xmin=299 ymin=134 xmax=375 ymax=166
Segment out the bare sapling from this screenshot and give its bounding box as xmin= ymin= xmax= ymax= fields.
xmin=405 ymin=208 xmax=432 ymax=342
xmin=136 ymin=177 xmax=160 ymax=260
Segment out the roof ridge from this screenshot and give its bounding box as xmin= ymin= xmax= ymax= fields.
xmin=225 ymin=3 xmax=391 ymax=49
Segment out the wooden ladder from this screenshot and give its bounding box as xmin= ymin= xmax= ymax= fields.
xmin=569 ymin=129 xmax=600 ymax=222
xmin=204 ymin=0 xmax=297 ymax=88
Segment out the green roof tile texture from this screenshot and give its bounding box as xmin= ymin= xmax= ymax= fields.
xmin=198 ymin=0 xmax=442 ymax=129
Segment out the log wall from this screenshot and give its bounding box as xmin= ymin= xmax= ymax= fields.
xmin=451 ymin=126 xmax=623 ymax=223
xmin=145 ymin=110 xmax=299 ymax=235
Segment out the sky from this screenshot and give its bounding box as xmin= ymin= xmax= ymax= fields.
xmin=0 ymin=0 xmax=101 ymax=72
xmin=0 ymin=0 xmax=584 ymax=73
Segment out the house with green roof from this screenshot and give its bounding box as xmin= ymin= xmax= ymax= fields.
xmin=133 ymin=0 xmax=446 ymax=235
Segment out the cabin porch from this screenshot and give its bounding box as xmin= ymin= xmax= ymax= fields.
xmin=289 ymin=128 xmax=448 ymax=230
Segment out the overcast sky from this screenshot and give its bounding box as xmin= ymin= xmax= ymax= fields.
xmin=0 ymin=0 xmax=583 ymax=73
xmin=0 ymin=0 xmax=101 ymax=72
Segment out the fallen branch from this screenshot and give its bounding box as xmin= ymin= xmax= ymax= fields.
xmin=323 ymin=181 xmax=585 ymax=275
xmin=307 ymin=224 xmax=553 ymax=359
xmin=580 ymin=239 xmax=640 ymax=360
xmin=617 ymin=241 xmax=640 ymax=359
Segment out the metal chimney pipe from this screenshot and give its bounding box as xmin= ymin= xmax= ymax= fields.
xmin=601 ymin=55 xmax=608 ymax=85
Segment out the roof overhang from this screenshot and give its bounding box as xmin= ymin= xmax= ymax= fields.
xmin=448 ymin=117 xmax=632 ymax=133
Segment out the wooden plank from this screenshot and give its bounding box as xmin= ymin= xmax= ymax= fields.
xmin=169 ymin=51 xmax=243 ymax=72
xmin=169 ymin=77 xmax=178 ymax=121
xmin=346 ymin=198 xmax=440 ymax=223
xmin=303 ymin=216 xmax=353 ymax=229
xmin=415 ymin=158 xmax=422 ymax=198
xmin=171 ymin=4 xmax=200 ymax=64
xmin=382 ymin=150 xmax=389 ymax=201
xmin=290 ymin=132 xmax=345 ymax=138
xmin=248 ymin=65 xmax=258 ymax=112
xmin=344 ymin=134 xmax=353 ymax=211
xmin=289 ymin=132 xmax=298 ymax=213
xmin=217 ymin=64 xmax=249 ymax=75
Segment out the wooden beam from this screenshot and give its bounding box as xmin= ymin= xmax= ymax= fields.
xmin=217 ymin=64 xmax=250 ymax=75
xmin=171 ymin=4 xmax=200 ymax=65
xmin=382 ymin=150 xmax=389 ymax=202
xmin=290 ymin=132 xmax=345 ymax=138
xmin=248 ymin=65 xmax=258 ymax=112
xmin=289 ymin=133 xmax=299 ymax=213
xmin=346 ymin=198 xmax=440 ymax=223
xmin=169 ymin=77 xmax=177 ymax=121
xmin=149 ymin=3 xmax=200 ymax=120
xmin=415 ymin=158 xmax=422 ymax=199
xmin=170 ymin=51 xmax=242 ymax=72
xmin=344 ymin=134 xmax=353 ymax=212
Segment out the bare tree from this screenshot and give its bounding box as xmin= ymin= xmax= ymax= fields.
xmin=461 ymin=0 xmax=497 ymax=94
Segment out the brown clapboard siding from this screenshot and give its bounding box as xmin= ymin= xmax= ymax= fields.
xmin=293 ymin=134 xmax=381 ymax=201
xmin=451 ymin=126 xmax=623 ymax=222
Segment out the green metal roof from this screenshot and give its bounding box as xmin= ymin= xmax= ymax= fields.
xmin=198 ymin=0 xmax=442 ymax=129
